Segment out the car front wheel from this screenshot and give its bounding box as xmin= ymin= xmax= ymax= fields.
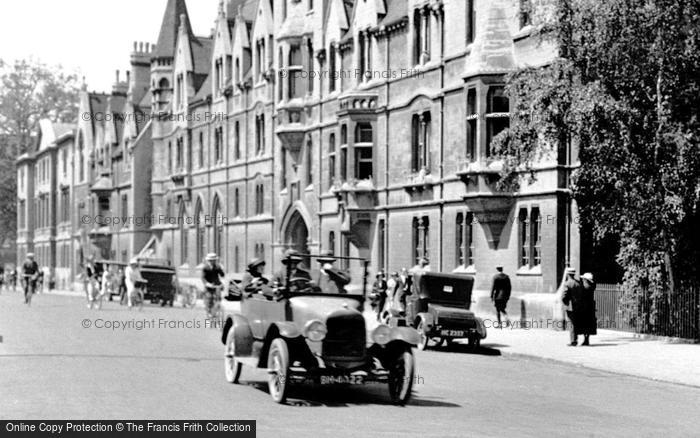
xmin=388 ymin=349 xmax=414 ymax=406
xmin=267 ymin=338 xmax=290 ymax=404
xmin=224 ymin=330 xmax=242 ymax=384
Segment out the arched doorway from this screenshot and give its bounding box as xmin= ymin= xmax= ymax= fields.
xmin=284 ymin=211 xmax=309 ymax=256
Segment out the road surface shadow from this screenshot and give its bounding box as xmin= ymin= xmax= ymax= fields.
xmin=244 ymin=381 xmax=461 ymax=408
xmin=428 ymin=343 xmax=502 ymax=356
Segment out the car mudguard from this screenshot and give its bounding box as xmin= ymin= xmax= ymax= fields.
xmin=414 ymin=312 xmax=434 ymax=329
xmin=221 ymin=314 xmax=254 ymax=357
xmin=390 ymin=326 xmax=421 ymax=346
xmin=270 ymin=321 xmax=302 ymax=339
xmin=258 ymin=322 xmax=308 ymax=368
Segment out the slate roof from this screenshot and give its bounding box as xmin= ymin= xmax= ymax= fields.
xmin=379 ymin=0 xmax=407 ymax=27
xmin=153 ymin=0 xmax=193 ymax=59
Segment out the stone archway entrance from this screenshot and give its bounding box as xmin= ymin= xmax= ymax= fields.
xmin=284 ymin=211 xmax=309 ymax=256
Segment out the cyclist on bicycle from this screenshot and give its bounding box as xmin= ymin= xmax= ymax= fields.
xmin=21 ymin=253 xmax=39 ymax=304
xmin=125 ymin=257 xmax=145 ymax=308
xmin=202 ymin=253 xmax=225 ymax=317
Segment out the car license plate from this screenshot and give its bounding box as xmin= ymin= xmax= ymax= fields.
xmin=320 ymin=375 xmax=365 ymax=385
xmin=440 ymin=329 xmax=466 ymax=337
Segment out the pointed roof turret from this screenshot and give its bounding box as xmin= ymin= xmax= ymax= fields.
xmin=153 ymin=0 xmax=193 ymax=60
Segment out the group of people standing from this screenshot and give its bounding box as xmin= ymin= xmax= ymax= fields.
xmin=370 ymin=258 xmax=431 ymax=322
xmin=81 ymin=257 xmax=146 ymax=309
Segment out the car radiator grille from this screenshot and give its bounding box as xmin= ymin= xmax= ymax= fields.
xmin=323 ymin=314 xmax=366 ymax=360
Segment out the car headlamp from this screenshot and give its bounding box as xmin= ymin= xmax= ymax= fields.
xmin=303 ymin=320 xmax=327 ymax=342
xmin=372 ymin=324 xmax=392 ymax=345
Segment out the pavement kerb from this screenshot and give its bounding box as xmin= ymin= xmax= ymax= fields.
xmin=490 ymin=345 xmax=700 ymax=390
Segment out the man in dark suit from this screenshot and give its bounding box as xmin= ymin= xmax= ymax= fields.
xmin=312 ymin=252 xmax=351 ymax=294
xmin=562 ymin=268 xmax=597 ymax=346
xmin=21 ymin=253 xmax=40 ymax=304
xmin=490 ymin=265 xmax=511 ymax=327
xmin=273 ymin=249 xmax=311 ymax=290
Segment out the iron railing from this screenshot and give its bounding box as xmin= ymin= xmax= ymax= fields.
xmin=595 ymin=283 xmax=700 ymax=341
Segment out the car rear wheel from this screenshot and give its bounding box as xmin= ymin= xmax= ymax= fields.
xmin=224 ymin=330 xmax=242 ymax=384
xmin=267 ymin=338 xmax=290 ymax=404
xmin=388 ymin=349 xmax=414 ymax=406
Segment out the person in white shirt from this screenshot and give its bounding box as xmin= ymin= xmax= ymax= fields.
xmin=124 ymin=258 xmax=145 ymax=308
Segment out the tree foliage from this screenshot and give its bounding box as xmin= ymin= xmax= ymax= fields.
xmin=492 ymin=0 xmax=700 ymax=290
xmin=0 ymin=58 xmax=80 ymax=247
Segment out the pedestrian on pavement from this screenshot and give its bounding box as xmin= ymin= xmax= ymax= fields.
xmin=36 ymin=268 xmax=44 ymax=294
xmin=201 ymin=253 xmax=225 ymax=316
xmin=313 ymin=252 xmax=351 ymax=294
xmin=561 ymin=267 xmax=593 ymax=346
xmin=563 ymin=271 xmax=598 ymax=346
xmin=371 ymin=271 xmax=388 ymax=319
xmin=490 ymin=265 xmax=512 ymax=327
xmin=125 ymin=257 xmax=146 ymax=309
xmin=242 ymin=258 xmax=270 ymax=296
xmin=21 ymin=253 xmax=40 ymax=304
xmin=117 ymin=268 xmax=127 ymax=305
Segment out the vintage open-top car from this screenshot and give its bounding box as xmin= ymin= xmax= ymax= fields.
xmin=220 ymin=254 xmax=421 ymax=405
xmin=397 ymin=271 xmax=487 ymax=351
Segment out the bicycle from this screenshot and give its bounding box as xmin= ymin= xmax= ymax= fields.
xmin=22 ymin=274 xmax=37 ymax=306
xmin=205 ymin=284 xmax=224 ymax=328
xmin=128 ymin=280 xmax=146 ymax=311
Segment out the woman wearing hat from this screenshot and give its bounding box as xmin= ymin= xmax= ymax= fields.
xmin=242 ymin=258 xmax=270 ymax=296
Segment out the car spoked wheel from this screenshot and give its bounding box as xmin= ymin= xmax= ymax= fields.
xmin=388 ymin=349 xmax=414 ymax=406
xmin=267 ymin=338 xmax=290 ymax=404
xmin=224 ymin=330 xmax=242 ymax=384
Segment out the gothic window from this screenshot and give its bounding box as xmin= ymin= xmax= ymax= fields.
xmin=256 ymin=114 xmax=265 ymax=155
xmin=328 ymin=231 xmax=336 ymax=255
xmin=519 ymin=208 xmax=530 ymax=267
xmin=456 ymin=212 xmax=475 ymax=268
xmin=198 ymin=132 xmax=204 ymax=168
xmin=179 ymin=201 xmax=188 ymax=265
xmin=328 ymin=133 xmax=336 ymax=188
xmin=378 ymin=220 xmax=386 ymax=271
xmin=531 ymin=208 xmax=542 ymax=267
xmin=196 ymin=201 xmax=206 ymax=263
xmin=307 ymin=40 xmax=314 ymax=94
xmin=413 ymin=8 xmax=430 ymax=65
xmin=412 ymin=216 xmax=430 ymax=266
xmin=358 ymin=31 xmax=372 ymax=82
xmin=234 ymin=121 xmax=241 ymax=160
xmin=213 ymin=199 xmax=224 ymax=261
xmin=466 ymin=88 xmax=477 ymax=161
xmin=328 ymin=44 xmax=337 ymax=92
xmin=411 ymin=112 xmax=431 ymax=172
xmin=466 ymin=0 xmax=476 ymax=44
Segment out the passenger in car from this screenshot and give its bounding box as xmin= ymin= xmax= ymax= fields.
xmin=242 ymin=258 xmax=270 ymax=296
xmin=312 ymin=252 xmax=351 ymax=294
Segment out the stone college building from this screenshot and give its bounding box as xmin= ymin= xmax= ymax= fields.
xmin=17 ymin=0 xmax=592 ymax=316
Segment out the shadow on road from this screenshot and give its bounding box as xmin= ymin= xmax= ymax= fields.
xmin=243 ymin=382 xmax=461 ymax=408
xmin=427 ymin=343 xmax=502 ymax=356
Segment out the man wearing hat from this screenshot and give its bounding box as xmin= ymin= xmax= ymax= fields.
xmin=242 ymin=258 xmax=270 ymax=296
xmin=21 ymin=253 xmax=39 ymax=304
xmin=562 ymin=269 xmax=597 ymax=346
xmin=312 ymin=251 xmax=351 ymax=294
xmin=273 ymin=249 xmax=311 ymax=288
xmin=202 ymin=253 xmax=225 ymax=316
xmin=490 ymin=265 xmax=512 ymax=327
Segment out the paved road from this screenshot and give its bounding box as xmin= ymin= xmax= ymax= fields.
xmin=1 ymin=291 xmax=698 ymax=437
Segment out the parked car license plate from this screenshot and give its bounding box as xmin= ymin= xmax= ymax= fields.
xmin=320 ymin=375 xmax=365 ymax=385
xmin=440 ymin=329 xmax=466 ymax=337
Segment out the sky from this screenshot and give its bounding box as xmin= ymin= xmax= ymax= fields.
xmin=0 ymin=0 xmax=220 ymax=92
